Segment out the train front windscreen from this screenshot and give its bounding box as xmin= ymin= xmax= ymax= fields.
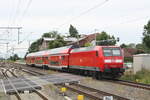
xmin=102 ymin=47 xmax=123 ymax=66
xmin=103 ymin=47 xmax=122 ymax=57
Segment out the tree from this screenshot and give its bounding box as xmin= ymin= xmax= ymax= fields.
xmin=28 ymin=38 xmax=42 ymax=53
xmin=128 ymin=43 xmax=136 ymax=48
xmin=48 ymin=35 xmax=66 ymax=49
xmin=84 ymin=42 xmax=92 ymax=47
xmin=42 ymin=31 xmax=58 ymax=38
xmin=120 ymin=43 xmax=128 ymax=48
xmin=143 ymin=20 xmax=150 ymax=48
xmin=136 ymin=43 xmax=150 ymax=53
xmin=96 ymin=31 xmax=118 ymax=45
xmin=9 ymin=54 xmax=20 ymax=61
xmin=69 ymin=25 xmax=79 ymax=38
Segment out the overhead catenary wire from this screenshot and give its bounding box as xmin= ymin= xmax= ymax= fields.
xmin=19 ymin=0 xmax=33 ymax=26
xmin=12 ymin=0 xmax=107 ymax=45
xmin=15 ymin=0 xmax=33 ymax=45
xmin=96 ymin=15 xmax=150 ymax=33
xmin=57 ymin=0 xmax=109 ymax=29
xmin=19 ymin=32 xmax=32 ymax=44
xmin=7 ymin=0 xmax=15 ymax=27
xmin=5 ymin=0 xmax=33 ymax=49
xmin=11 ymin=0 xmax=22 ymax=26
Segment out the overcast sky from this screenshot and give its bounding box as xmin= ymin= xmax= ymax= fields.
xmin=0 ymin=0 xmax=150 ymax=58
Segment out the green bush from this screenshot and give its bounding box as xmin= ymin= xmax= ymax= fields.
xmin=121 ymin=69 xmax=150 ymax=84
xmin=124 ymin=57 xmax=133 ymax=62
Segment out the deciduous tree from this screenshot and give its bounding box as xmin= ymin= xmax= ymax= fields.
xmin=69 ymin=25 xmax=79 ymax=38
xmin=143 ymin=20 xmax=150 ymax=48
xmin=96 ymin=31 xmax=118 ymax=45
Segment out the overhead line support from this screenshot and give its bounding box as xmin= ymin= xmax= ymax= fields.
xmin=0 ymin=27 xmax=22 ymax=44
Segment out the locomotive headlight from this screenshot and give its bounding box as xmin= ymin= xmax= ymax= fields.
xmin=115 ymin=59 xmax=122 ymax=63
xmin=104 ymin=59 xmax=111 ymax=63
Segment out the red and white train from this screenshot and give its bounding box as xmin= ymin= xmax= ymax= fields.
xmin=25 ymin=45 xmax=125 ymax=79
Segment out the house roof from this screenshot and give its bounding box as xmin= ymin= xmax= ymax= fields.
xmin=69 ymin=33 xmax=99 ymax=46
xmin=123 ymin=48 xmax=138 ymax=57
xmin=42 ymin=37 xmax=55 ymax=41
xmin=134 ymin=54 xmax=150 ymax=57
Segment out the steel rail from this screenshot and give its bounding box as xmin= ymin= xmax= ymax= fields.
xmin=8 ymin=69 xmax=18 ymax=77
xmin=63 ymin=83 xmax=129 ymax=100
xmin=17 ymin=63 xmax=150 ymax=91
xmin=1 ymin=69 xmax=21 ymax=100
xmin=21 ymin=69 xmax=40 ymax=76
xmin=34 ymin=90 xmax=48 ymax=100
xmin=8 ymin=68 xmax=48 ymax=100
xmin=103 ymin=79 xmax=150 ymax=90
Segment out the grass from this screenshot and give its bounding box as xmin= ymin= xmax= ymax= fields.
xmin=121 ymin=68 xmax=150 ymax=84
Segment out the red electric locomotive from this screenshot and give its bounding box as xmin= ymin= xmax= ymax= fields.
xmin=25 ymin=45 xmax=125 ymax=79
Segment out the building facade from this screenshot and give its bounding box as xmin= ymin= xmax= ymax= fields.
xmin=133 ymin=54 xmax=150 ymax=73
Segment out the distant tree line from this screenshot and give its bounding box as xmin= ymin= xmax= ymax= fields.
xmin=8 ymin=54 xmax=20 ymax=61
xmin=28 ymin=24 xmax=119 ymax=53
xmin=120 ymin=20 xmax=150 ymax=53
xmin=28 ymin=20 xmax=150 ymax=54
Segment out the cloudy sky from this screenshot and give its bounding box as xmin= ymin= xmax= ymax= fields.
xmin=0 ymin=0 xmax=150 ymax=58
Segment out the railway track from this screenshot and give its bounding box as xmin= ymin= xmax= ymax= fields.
xmin=14 ymin=63 xmax=131 ymax=100
xmin=10 ymin=68 xmax=48 ymax=100
xmin=2 ymin=62 xmax=150 ymax=100
xmin=103 ymin=79 xmax=150 ymax=91
xmin=63 ymin=83 xmax=129 ymax=100
xmin=1 ymin=69 xmax=22 ymax=100
xmin=21 ymin=69 xmax=45 ymax=76
xmin=17 ymin=63 xmax=150 ymax=91
xmin=1 ymin=68 xmax=48 ymax=100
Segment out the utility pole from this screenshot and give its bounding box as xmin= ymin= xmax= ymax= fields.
xmin=28 ymin=41 xmax=30 ymax=47
xmin=12 ymin=47 xmax=14 ymax=55
xmin=94 ymin=29 xmax=98 ymax=46
xmin=5 ymin=42 xmax=9 ymax=60
xmin=18 ymin=28 xmax=20 ymax=44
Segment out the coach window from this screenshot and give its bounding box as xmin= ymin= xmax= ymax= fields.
xmin=43 ymin=57 xmax=48 ymax=60
xmin=61 ymin=56 xmax=65 ymax=60
xmin=96 ymin=51 xmax=99 ymax=57
xmin=45 ymin=57 xmax=48 ymax=60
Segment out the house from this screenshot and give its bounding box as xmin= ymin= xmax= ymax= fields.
xmin=69 ymin=33 xmax=99 ymax=47
xmin=123 ymin=48 xmax=138 ymax=58
xmin=123 ymin=48 xmax=145 ymax=58
xmin=39 ymin=33 xmax=98 ymax=50
xmin=39 ymin=37 xmax=55 ymax=50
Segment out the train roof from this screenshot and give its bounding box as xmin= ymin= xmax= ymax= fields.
xmin=26 ymin=45 xmax=74 ymax=57
xmin=71 ymin=45 xmax=120 ymax=53
xmin=26 ymin=45 xmax=120 ymax=57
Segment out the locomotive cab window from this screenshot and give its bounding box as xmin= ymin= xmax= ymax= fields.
xmin=103 ymin=48 xmax=112 ymax=56
xmin=112 ymin=48 xmax=121 ymax=56
xmin=103 ymin=47 xmax=121 ymax=56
